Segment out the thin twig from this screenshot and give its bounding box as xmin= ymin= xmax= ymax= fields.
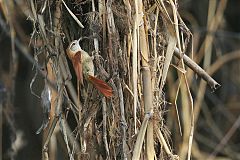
xmin=102 ymin=97 xmax=110 ymax=159
xmin=155 ymin=125 xmax=173 ymax=156
xmin=117 ymin=75 xmax=128 ymax=160
xmin=61 ymin=0 xmax=84 ymax=28
xmin=174 ymin=48 xmax=220 ymax=90
xmin=183 ymin=74 xmax=194 ymax=160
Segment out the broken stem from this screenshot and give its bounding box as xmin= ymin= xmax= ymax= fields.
xmin=174 ymin=48 xmax=220 ymax=90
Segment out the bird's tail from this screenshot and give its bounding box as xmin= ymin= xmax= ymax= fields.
xmin=88 ymin=75 xmax=113 ymax=98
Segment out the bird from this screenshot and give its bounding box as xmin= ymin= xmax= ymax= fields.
xmin=66 ymin=39 xmax=113 ymax=98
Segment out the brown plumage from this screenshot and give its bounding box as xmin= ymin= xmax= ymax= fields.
xmin=72 ymin=51 xmax=83 ymax=85
xmin=88 ymin=75 xmax=113 ymax=98
xmin=66 ymin=40 xmax=113 ymax=98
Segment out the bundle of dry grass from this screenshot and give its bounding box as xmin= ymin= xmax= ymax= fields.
xmin=27 ymin=0 xmax=221 ymax=159
xmin=0 ymin=0 xmax=221 ymax=159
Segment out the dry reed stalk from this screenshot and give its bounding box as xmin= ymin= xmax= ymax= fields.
xmin=132 ymin=114 xmax=150 ymax=160
xmin=132 ymin=0 xmax=157 ymax=159
xmin=132 ymin=0 xmax=139 ymax=135
xmin=151 ymin=7 xmax=159 ymax=90
xmin=174 ymin=48 xmax=220 ymax=90
xmin=139 ymin=14 xmax=155 ymax=160
xmin=184 ymin=75 xmax=194 ymax=160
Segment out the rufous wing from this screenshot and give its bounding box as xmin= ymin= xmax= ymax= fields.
xmin=88 ymin=75 xmax=113 ymax=98
xmin=72 ymin=51 xmax=83 ymax=85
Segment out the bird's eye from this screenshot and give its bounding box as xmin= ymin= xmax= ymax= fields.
xmin=70 ymin=41 xmax=80 ymax=51
xmin=70 ymin=42 xmax=76 ymax=49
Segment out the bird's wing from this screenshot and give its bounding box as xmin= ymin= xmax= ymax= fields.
xmin=72 ymin=51 xmax=83 ymax=85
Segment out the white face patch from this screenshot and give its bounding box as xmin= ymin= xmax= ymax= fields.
xmin=70 ymin=40 xmax=82 ymax=52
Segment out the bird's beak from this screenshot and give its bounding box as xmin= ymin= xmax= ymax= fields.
xmin=77 ymin=38 xmax=82 ymax=51
xmin=77 ymin=38 xmax=81 ymax=44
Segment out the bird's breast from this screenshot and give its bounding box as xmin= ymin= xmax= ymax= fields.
xmin=82 ymin=57 xmax=94 ymax=77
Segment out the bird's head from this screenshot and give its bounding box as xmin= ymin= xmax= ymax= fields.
xmin=66 ymin=39 xmax=82 ymax=59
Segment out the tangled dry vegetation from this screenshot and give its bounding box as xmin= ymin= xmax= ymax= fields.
xmin=1 ymin=0 xmax=228 ymax=160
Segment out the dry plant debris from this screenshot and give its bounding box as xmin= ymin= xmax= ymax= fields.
xmin=27 ymin=0 xmax=220 ymax=159
xmin=0 ymin=0 xmax=223 ymax=160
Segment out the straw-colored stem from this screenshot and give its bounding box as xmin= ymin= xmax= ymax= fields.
xmin=102 ymin=97 xmax=110 ymax=158
xmin=138 ymin=0 xmax=155 ymax=159
xmin=132 ymin=0 xmax=139 ymax=135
